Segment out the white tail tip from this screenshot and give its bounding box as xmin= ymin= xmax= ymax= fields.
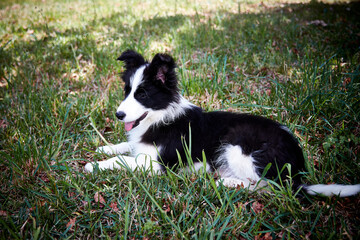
xmin=305 ymin=184 xmax=360 ymax=197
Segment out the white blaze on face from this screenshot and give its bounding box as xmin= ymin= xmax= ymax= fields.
xmin=117 ymin=65 xmax=148 ymax=131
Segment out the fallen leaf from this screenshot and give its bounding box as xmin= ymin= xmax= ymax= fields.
xmin=252 ymin=201 xmax=264 ymax=214
xmin=110 ymin=201 xmax=119 ymax=212
xmin=94 ymin=192 xmax=106 ymax=205
xmin=0 ymin=119 xmax=7 ymax=129
xmin=66 ymin=217 xmax=76 ymax=231
xmin=27 ymin=207 xmax=35 ymax=212
xmin=104 ymin=126 xmax=113 ymax=132
xmin=236 ymin=182 xmax=245 ymax=191
xmin=0 ymin=210 xmax=8 ymax=217
xmin=255 ymin=232 xmax=273 ymax=240
xmin=263 ymin=232 xmax=273 ymax=240
xmin=292 ymin=48 xmax=299 ymax=55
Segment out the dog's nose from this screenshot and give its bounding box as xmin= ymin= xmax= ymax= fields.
xmin=116 ymin=111 xmax=126 ymax=120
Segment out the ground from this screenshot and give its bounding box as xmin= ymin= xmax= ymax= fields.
xmin=0 ymin=0 xmax=360 ymax=238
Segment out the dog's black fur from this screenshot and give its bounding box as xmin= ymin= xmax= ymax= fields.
xmin=118 ymin=50 xmax=304 ymax=188
xmin=86 ymin=50 xmax=360 ymax=197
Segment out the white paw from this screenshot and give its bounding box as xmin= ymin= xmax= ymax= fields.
xmin=216 ymin=178 xmax=249 ymax=188
xmin=96 ymin=146 xmax=114 ymax=155
xmin=84 ymin=162 xmax=95 ymax=172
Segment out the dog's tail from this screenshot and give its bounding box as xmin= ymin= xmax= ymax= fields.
xmin=302 ymin=183 xmax=360 ymax=197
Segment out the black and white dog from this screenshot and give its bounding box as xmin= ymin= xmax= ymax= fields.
xmin=85 ymin=50 xmax=360 ymax=197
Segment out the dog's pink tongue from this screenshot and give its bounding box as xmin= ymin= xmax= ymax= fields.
xmin=124 ymin=121 xmax=135 ymax=131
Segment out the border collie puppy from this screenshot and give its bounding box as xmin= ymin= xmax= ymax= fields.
xmin=85 ymin=50 xmax=360 ymax=197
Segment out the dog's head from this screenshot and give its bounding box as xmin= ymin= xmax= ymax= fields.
xmin=116 ymin=50 xmax=180 ymax=131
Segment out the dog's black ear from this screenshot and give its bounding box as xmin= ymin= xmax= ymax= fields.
xmin=149 ymin=53 xmax=177 ymax=85
xmin=117 ymin=50 xmax=146 ymax=70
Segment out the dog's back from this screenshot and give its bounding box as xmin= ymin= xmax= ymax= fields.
xmin=85 ymin=50 xmax=360 ymax=198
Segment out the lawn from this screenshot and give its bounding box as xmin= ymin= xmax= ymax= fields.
xmin=1 ymin=0 xmax=360 ymax=238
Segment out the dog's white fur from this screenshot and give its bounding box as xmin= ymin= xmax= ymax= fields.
xmin=84 ymin=66 xmax=190 ymax=175
xmin=116 ymin=65 xmax=148 ymax=124
xmin=84 ymin=52 xmax=360 ymax=197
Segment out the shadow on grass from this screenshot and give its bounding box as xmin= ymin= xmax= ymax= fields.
xmin=2 ymin=1 xmax=359 ymax=81
xmin=1 ymin=1 xmax=360 ymax=239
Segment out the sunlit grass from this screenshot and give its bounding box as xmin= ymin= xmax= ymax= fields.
xmin=1 ymin=0 xmax=360 ymax=238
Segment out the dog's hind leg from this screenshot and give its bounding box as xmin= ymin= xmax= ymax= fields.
xmin=215 ymin=144 xmax=263 ymax=190
xmin=96 ymin=142 xmax=132 ymax=155
xmin=217 ymin=177 xmax=251 ymax=188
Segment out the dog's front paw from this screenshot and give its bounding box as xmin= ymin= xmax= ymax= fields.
xmin=96 ymin=146 xmax=114 ymax=155
xmin=84 ymin=162 xmax=94 ymax=172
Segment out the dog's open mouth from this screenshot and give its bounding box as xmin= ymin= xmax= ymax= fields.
xmin=124 ymin=112 xmax=148 ymax=131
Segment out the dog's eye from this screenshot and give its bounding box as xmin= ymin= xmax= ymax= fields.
xmin=136 ymin=89 xmax=147 ymax=99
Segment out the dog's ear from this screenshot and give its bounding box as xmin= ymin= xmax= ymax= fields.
xmin=149 ymin=53 xmax=177 ymax=85
xmin=117 ymin=50 xmax=146 ymax=70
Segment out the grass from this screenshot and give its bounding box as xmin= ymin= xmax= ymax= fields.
xmin=1 ymin=0 xmax=360 ymax=238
